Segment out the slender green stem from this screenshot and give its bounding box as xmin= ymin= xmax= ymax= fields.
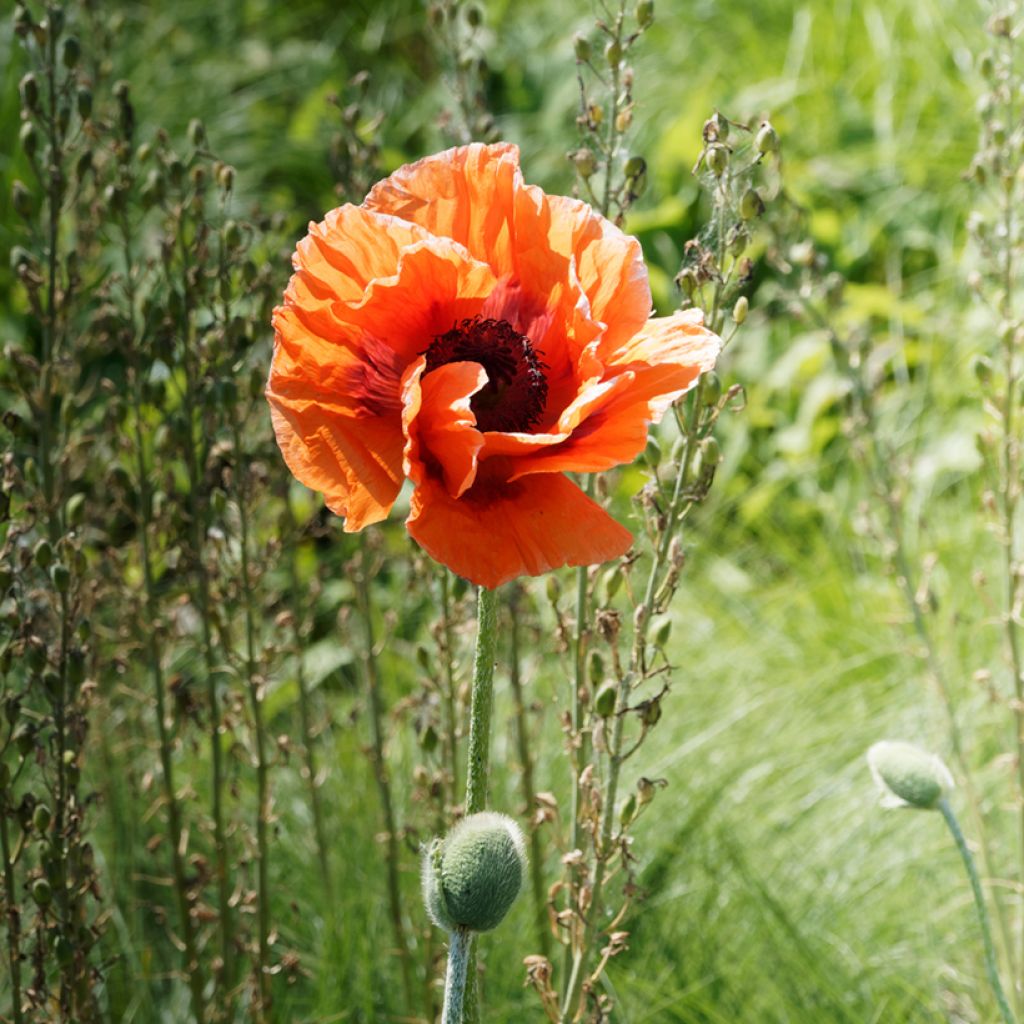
xmin=461 ymin=585 xmax=499 ymax=1024
xmin=440 ymin=571 xmax=460 ymax=801
xmin=354 ymin=539 xmax=416 ymax=1013
xmin=442 ymin=928 xmax=472 ymax=1024
xmin=939 ymin=799 xmax=1017 ymax=1024
xmin=509 ymin=586 xmax=551 ymax=960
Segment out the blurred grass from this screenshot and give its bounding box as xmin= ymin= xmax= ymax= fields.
xmin=2 ymin=0 xmax=1011 ymax=1019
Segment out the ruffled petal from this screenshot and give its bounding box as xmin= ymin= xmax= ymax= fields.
xmin=406 ymin=467 xmax=633 ymax=589
xmin=267 ymin=399 xmax=403 ymax=531
xmin=402 ymin=357 xmax=487 ymax=499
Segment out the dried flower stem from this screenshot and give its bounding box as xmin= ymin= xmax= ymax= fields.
xmin=122 ymin=220 xmax=207 ymax=1020
xmin=940 ymin=799 xmax=1017 ymax=1024
xmin=460 ymin=584 xmax=499 ymax=1023
xmin=354 ymin=538 xmax=416 ymax=1011
xmin=228 ymin=403 xmax=273 ymax=1020
xmin=508 ymin=585 xmax=551 ymax=959
xmin=0 ymin=770 xmax=24 ymax=1024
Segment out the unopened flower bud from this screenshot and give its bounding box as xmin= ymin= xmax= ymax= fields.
xmin=19 ymin=121 xmax=38 ymax=158
xmin=573 ymin=33 xmax=592 ymax=62
xmin=755 ymin=120 xmax=780 ymax=154
xmin=636 ymin=0 xmax=654 ymax=28
xmin=422 ymin=812 xmax=526 ymax=933
xmin=732 ymin=295 xmax=748 ymax=324
xmin=595 ymin=683 xmax=617 ymax=718
xmin=33 ymin=803 xmax=52 ymax=832
xmin=51 ymin=563 xmax=71 ymax=593
xmin=34 ymin=539 xmax=53 ymax=570
xmin=188 ymin=118 xmax=206 ymax=149
xmin=867 ymin=740 xmax=953 ymax=810
xmin=19 ymin=73 xmax=39 ymax=113
xmin=705 ymin=143 xmax=728 ymax=177
xmin=61 ymin=36 xmax=80 ymax=68
xmin=76 ymin=85 xmax=92 ymax=120
xmin=703 ymin=111 xmax=728 ymax=143
xmin=604 ymin=39 xmax=623 ymax=68
xmin=675 ymin=267 xmax=698 ymax=297
xmin=11 ymin=180 xmax=32 ymax=218
xmin=571 ymin=147 xmax=597 ymax=178
xmin=987 ymin=11 xmax=1012 ymax=36
xmin=222 ymin=219 xmax=242 ymax=250
xmin=32 ymin=878 xmax=52 ymax=905
xmin=624 ymin=155 xmax=646 ymax=179
xmin=702 ymin=370 xmax=722 ymax=406
xmin=739 ymin=186 xmax=764 ymax=220
xmin=465 ymin=4 xmax=483 ymax=27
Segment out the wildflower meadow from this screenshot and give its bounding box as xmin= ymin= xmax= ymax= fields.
xmin=2 ymin=0 xmax=1024 ymax=1021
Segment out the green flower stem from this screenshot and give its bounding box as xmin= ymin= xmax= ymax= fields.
xmin=939 ymin=799 xmax=1017 ymax=1024
xmin=443 ymin=927 xmax=472 ymax=1024
xmin=461 ymin=585 xmax=499 ymax=1023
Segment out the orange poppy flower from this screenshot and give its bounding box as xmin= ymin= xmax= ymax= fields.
xmin=268 ymin=143 xmax=721 ymax=589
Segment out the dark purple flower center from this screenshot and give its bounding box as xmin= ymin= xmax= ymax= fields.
xmin=423 ymin=316 xmax=548 ymax=433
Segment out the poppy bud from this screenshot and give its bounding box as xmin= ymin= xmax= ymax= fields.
xmin=755 ymin=120 xmax=780 ymax=155
xmin=573 ymin=33 xmax=592 ymax=61
xmin=867 ymin=740 xmax=953 ymax=810
xmin=422 ymin=812 xmax=526 ymax=933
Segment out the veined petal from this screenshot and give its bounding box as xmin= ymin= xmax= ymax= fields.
xmin=406 ymin=467 xmax=632 ymax=589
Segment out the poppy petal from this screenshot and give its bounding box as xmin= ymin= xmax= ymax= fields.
xmin=406 ymin=468 xmax=632 ymax=589
xmin=402 ymin=357 xmax=487 ymax=499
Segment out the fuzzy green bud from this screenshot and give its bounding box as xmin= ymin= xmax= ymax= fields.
xmin=732 ymin=295 xmax=749 ymax=325
xmin=867 ymin=740 xmax=953 ymax=810
xmin=754 ymin=120 xmax=780 ymax=154
xmin=702 ymin=370 xmax=723 ymax=406
xmin=422 ymin=812 xmax=526 ymax=933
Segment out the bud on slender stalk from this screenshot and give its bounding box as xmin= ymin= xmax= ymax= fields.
xmin=867 ymin=740 xmax=953 ymax=810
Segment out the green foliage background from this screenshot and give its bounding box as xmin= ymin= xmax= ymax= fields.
xmin=1 ymin=0 xmax=1013 ymax=1021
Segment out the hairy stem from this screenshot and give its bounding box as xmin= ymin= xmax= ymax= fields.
xmin=940 ymin=800 xmax=1017 ymax=1024
xmin=461 ymin=585 xmax=499 ymax=1023
xmin=442 ymin=927 xmax=472 ymax=1024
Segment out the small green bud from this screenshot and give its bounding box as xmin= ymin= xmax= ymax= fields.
xmin=15 ymin=724 xmax=34 ymax=757
xmin=465 ymin=4 xmax=483 ymax=27
xmin=595 ymin=683 xmax=617 ymax=718
xmin=32 ymin=878 xmax=52 ymax=906
xmin=573 ymin=33 xmax=592 ymax=62
xmin=644 ymin=434 xmax=662 ymax=468
xmin=217 ymin=163 xmax=235 ymax=191
xmin=34 ymin=539 xmax=53 ymax=570
xmin=754 ymin=120 xmax=780 ymax=154
xmin=76 ymin=85 xmax=92 ymax=120
xmin=653 ymin=615 xmax=672 ymax=647
xmin=11 ymin=179 xmax=32 ymax=218
xmin=739 ymin=186 xmax=764 ymax=220
xmin=624 ymin=154 xmax=646 ymax=179
xmin=619 ymin=793 xmax=637 ymax=827
xmin=588 ymin=650 xmax=604 ymax=686
xmin=546 ymin=576 xmax=561 ymax=604
xmin=571 ymin=148 xmax=597 ymax=178
xmin=974 ymin=355 xmax=994 ymax=384
xmin=13 ymin=4 xmax=32 ymax=39
xmin=222 ymin=219 xmax=242 ymax=250
xmin=20 ymin=121 xmax=39 ymax=158
xmin=867 ymin=740 xmax=953 ymax=810
xmin=702 ymin=370 xmax=723 ymax=406
xmin=188 ymin=118 xmax=206 ymax=149
xmin=604 ymin=39 xmax=623 ymax=68
xmin=732 ymin=295 xmax=749 ymax=325
xmin=675 ymin=268 xmax=698 ymax=298
xmin=601 ymin=567 xmax=622 ymax=602
xmin=422 ymin=812 xmax=526 ymax=933
xmin=19 ymin=73 xmax=39 ymax=113
xmin=703 ymin=111 xmax=729 ymax=142
xmin=33 ymin=803 xmax=52 ymax=833
xmin=61 ymin=36 xmax=80 ymax=68
xmin=636 ymin=0 xmax=654 ymax=29
xmin=65 ymin=493 xmax=86 ymax=528
xmin=705 ymin=143 xmax=728 ymax=177
xmin=51 ymin=563 xmax=71 ymax=593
